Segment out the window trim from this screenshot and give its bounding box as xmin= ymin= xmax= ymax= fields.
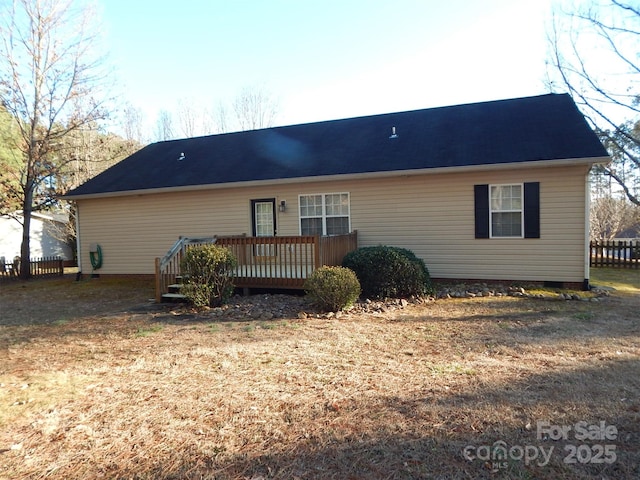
xmin=489 ymin=183 xmax=524 ymax=238
xmin=475 ymin=182 xmax=540 ymax=240
xmin=298 ymin=192 xmax=351 ymax=236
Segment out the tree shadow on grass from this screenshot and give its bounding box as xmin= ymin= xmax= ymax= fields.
xmin=395 ymin=296 xmax=639 ymax=343
xmin=0 ymin=303 xmax=170 ymax=350
xmin=85 ymin=358 xmax=639 ymax=480
xmin=1 ymin=294 xmax=638 ymax=480
xmin=1 ymin=292 xmax=637 ymax=353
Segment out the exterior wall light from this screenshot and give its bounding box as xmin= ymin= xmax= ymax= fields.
xmin=279 ymin=200 xmax=286 ymax=212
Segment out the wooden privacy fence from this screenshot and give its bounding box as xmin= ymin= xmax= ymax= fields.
xmin=590 ymin=240 xmax=639 ymax=268
xmin=0 ymin=256 xmax=64 ymax=281
xmin=319 ymin=232 xmax=358 ymax=266
xmin=155 ymin=231 xmax=358 ymax=302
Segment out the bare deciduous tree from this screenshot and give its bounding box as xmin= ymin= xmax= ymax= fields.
xmin=213 ymin=102 xmax=230 ymax=134
xmin=122 ymin=102 xmax=145 ymax=143
xmin=547 ymin=0 xmax=640 ymax=205
xmin=49 ymin=126 xmax=140 ymax=257
xmin=232 ymin=86 xmax=278 ymax=131
xmin=176 ymin=98 xmax=201 ymax=138
xmin=590 ymin=195 xmax=639 ymax=239
xmin=0 ymin=0 xmax=111 ymax=278
xmin=0 ymin=105 xmax=23 ymax=214
xmin=175 ymin=98 xmax=227 ymax=138
xmin=154 ymin=109 xmax=174 ymax=141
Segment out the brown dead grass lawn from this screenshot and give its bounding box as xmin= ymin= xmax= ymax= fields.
xmin=0 ymin=275 xmax=638 ymax=479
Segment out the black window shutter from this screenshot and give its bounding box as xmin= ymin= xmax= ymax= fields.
xmin=474 ymin=184 xmax=489 ymax=239
xmin=524 ymin=182 xmax=540 ymax=238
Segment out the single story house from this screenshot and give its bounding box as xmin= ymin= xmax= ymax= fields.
xmin=64 ymin=93 xmax=609 ymax=292
xmin=0 ymin=211 xmax=73 ymax=263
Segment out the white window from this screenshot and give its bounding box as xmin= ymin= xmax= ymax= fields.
xmin=299 ymin=193 xmax=350 ymax=236
xmin=490 ymin=184 xmax=523 ymax=238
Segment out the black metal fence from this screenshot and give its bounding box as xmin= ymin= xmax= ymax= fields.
xmin=0 ymin=256 xmax=64 ymax=281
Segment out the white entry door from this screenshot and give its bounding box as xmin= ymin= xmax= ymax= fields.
xmin=252 ymin=199 xmax=275 ymax=256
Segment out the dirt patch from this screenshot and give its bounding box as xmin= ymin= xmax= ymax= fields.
xmin=0 ymin=274 xmax=638 ymax=479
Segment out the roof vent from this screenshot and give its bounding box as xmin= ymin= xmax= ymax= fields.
xmin=178 ymin=152 xmax=186 ymax=161
xmin=389 ymin=126 xmax=398 ymax=139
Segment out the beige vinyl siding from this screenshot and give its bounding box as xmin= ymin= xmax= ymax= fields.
xmin=347 ymin=165 xmax=588 ymax=283
xmin=76 ymin=164 xmax=590 ymax=283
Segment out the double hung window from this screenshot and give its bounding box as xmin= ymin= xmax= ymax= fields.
xmin=490 ymin=184 xmax=523 ymax=237
xmin=474 ymin=182 xmax=540 ymax=239
xmin=299 ymin=193 xmax=350 ymax=236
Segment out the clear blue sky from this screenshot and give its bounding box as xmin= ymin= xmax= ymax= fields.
xmin=99 ymin=0 xmax=556 ymax=137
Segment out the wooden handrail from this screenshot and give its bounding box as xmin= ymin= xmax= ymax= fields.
xmin=159 ymin=236 xmax=219 ymax=271
xmin=155 ymin=236 xmax=219 ymax=302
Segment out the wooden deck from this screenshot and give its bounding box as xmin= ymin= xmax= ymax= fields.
xmin=155 ymin=232 xmax=358 ymax=302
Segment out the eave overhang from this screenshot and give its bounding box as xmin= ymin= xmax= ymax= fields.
xmin=62 ymin=156 xmax=610 ymax=201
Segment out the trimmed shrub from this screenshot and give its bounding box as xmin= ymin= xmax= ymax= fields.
xmin=304 ymin=266 xmax=361 ymax=312
xmin=180 ymin=244 xmax=237 ymax=307
xmin=342 ymin=246 xmax=432 ymax=299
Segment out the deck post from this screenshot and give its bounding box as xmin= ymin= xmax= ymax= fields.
xmin=154 ymin=257 xmax=161 ymax=303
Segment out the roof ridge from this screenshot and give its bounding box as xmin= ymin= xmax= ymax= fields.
xmin=64 ymin=93 xmax=607 ymax=199
xmin=154 ymin=93 xmax=569 ymax=144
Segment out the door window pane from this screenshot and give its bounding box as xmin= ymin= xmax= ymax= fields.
xmin=254 ymin=201 xmax=274 ymax=236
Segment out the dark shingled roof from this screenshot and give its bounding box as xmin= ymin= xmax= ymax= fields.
xmin=66 ymin=94 xmax=608 ymax=197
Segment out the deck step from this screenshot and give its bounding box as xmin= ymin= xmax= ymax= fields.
xmin=161 ymin=292 xmax=187 ymax=302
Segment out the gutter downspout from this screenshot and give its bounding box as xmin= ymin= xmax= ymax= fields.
xmin=583 ymin=171 xmax=591 ymax=291
xmin=75 ymin=202 xmax=82 ymax=280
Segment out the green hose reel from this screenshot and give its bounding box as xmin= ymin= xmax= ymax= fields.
xmin=89 ymin=244 xmax=103 ymax=270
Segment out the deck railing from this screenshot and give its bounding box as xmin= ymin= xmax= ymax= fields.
xmin=154 ymin=231 xmax=358 ymax=302
xmin=216 ymin=235 xmax=318 ymax=289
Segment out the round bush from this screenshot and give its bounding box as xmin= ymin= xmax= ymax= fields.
xmin=304 ymin=266 xmax=361 ymax=312
xmin=342 ymin=246 xmax=432 ymax=299
xmin=180 ymin=244 xmax=237 ymax=307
